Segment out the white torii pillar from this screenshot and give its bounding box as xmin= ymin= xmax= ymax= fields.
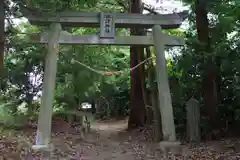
xmin=152 ymin=25 xmax=181 ymax=158
xmin=32 ymin=23 xmax=61 ymax=157
xmin=152 ymin=25 xmax=177 ymax=141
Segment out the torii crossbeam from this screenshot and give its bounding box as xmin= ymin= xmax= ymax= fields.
xmin=24 ymin=10 xmax=188 ymax=29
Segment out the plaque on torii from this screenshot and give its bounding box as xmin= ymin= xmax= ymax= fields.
xmin=100 ymin=13 xmax=115 ymax=39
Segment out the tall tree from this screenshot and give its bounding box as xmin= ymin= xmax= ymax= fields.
xmin=0 ymin=0 xmax=4 ymax=74
xmin=128 ymin=0 xmax=147 ymax=128
xmin=195 ymin=0 xmax=218 ymax=130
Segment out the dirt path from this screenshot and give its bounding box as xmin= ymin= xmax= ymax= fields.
xmin=81 ymin=118 xmax=159 ymax=160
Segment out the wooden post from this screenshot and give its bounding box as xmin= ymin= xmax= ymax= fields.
xmin=152 ymin=25 xmax=176 ymax=141
xmin=186 ymin=98 xmax=200 ymax=143
xmin=33 ymin=23 xmax=61 ymax=155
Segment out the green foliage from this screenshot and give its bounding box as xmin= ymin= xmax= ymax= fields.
xmin=53 ymin=28 xmax=130 ymax=112
xmin=3 ymin=0 xmax=130 ymax=120
xmin=0 ymin=103 xmax=29 ymax=128
xmin=169 ymin=0 xmax=240 ymax=135
xmin=2 ymin=0 xmax=240 ymax=138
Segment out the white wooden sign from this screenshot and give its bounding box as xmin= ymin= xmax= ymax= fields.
xmin=100 ymin=13 xmax=115 ymax=38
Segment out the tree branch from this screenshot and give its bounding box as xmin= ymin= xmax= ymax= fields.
xmin=115 ymin=0 xmax=128 ymax=11
xmin=142 ymin=3 xmax=158 ymax=15
xmin=99 ymin=0 xmax=128 ymax=11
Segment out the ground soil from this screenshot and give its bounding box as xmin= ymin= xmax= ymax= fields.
xmin=1 ymin=118 xmax=240 ymax=159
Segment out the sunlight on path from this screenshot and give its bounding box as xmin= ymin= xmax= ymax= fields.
xmin=92 ymin=118 xmax=128 ymax=132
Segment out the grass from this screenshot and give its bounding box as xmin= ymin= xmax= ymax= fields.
xmin=0 ymin=103 xmax=30 ymax=129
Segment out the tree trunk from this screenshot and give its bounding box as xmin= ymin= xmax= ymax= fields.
xmin=146 ymin=47 xmax=162 ymax=141
xmin=195 ymin=0 xmax=218 ymax=130
xmin=145 ymin=47 xmax=154 ymax=124
xmin=128 ymin=0 xmax=146 ymax=129
xmin=139 ymin=50 xmax=147 ymax=110
xmin=128 ymin=41 xmax=146 ymax=128
xmin=0 ymin=0 xmax=4 ymax=74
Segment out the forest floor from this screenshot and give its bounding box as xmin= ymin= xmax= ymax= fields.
xmin=1 ymin=117 xmax=240 ymax=159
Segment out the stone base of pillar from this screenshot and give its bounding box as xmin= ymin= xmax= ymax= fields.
xmin=159 ymin=141 xmax=182 ymax=159
xmin=32 ymin=144 xmax=51 ymax=150
xmin=32 ymin=144 xmax=53 ymax=160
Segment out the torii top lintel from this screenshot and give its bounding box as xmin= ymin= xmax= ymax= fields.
xmin=24 ymin=11 xmax=188 ymax=29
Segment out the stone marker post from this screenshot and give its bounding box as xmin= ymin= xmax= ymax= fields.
xmin=186 ymin=97 xmax=200 ymax=143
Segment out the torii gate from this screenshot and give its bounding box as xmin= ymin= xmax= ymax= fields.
xmin=24 ymin=11 xmax=186 ymax=151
